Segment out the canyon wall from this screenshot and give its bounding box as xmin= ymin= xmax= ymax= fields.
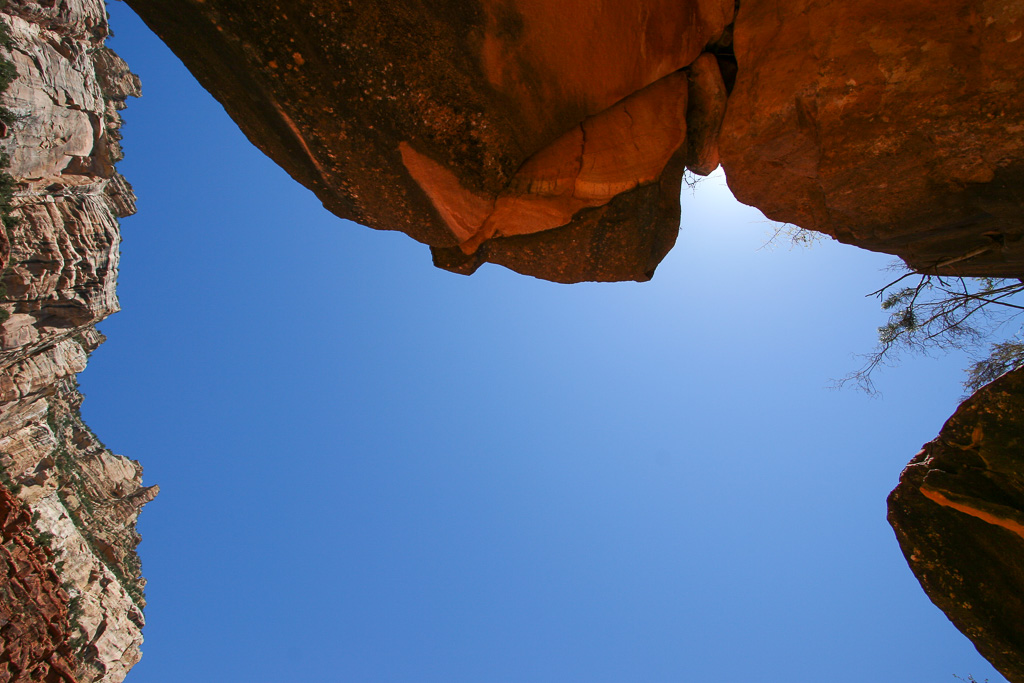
xmin=0 ymin=0 xmax=1011 ymax=681
xmin=889 ymin=366 xmax=1024 ymax=683
xmin=0 ymin=1 xmax=152 ymax=681
xmin=719 ymin=0 xmax=1024 ymax=278
xmin=120 ymin=0 xmax=740 ymax=282
xmin=123 ymin=0 xmax=1024 ymax=282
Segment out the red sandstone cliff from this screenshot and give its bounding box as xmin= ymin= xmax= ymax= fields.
xmin=719 ymin=0 xmax=1024 ymax=278
xmin=121 ymin=0 xmax=740 ymax=282
xmin=0 ymin=483 xmax=79 ymax=683
xmin=123 ymin=0 xmax=1024 ymax=282
xmin=12 ymin=1 xmax=1019 ymax=681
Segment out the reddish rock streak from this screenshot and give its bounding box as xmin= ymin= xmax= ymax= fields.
xmin=401 ymin=71 xmax=689 ymax=254
xmin=920 ymin=486 xmax=1024 ymax=542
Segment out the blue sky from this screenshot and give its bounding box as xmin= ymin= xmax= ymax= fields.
xmin=76 ymin=4 xmax=1009 ymax=682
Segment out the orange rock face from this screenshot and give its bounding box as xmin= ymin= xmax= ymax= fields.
xmin=401 ymin=71 xmax=690 ymax=254
xmin=719 ymin=0 xmax=1024 ymax=276
xmin=124 ymin=0 xmax=734 ymax=281
xmin=476 ymin=0 xmax=731 ymax=144
xmin=684 ymin=53 xmax=728 ymax=176
xmin=125 ymin=0 xmax=1024 ymax=282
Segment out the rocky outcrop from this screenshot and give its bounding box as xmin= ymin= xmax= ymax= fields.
xmin=0 ymin=1 xmax=151 ymax=682
xmin=123 ymin=0 xmax=1024 ymax=282
xmin=889 ymin=366 xmax=1024 ymax=683
xmin=0 ymin=482 xmax=79 ymax=683
xmin=123 ymin=0 xmax=736 ymax=282
xmin=718 ymin=0 xmax=1024 ymax=277
xmin=75 ymin=0 xmax=1024 ymax=679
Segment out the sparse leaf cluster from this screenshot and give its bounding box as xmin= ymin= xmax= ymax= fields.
xmin=839 ymin=268 xmax=1024 ymax=395
xmin=763 ymin=223 xmax=826 ymax=250
xmin=963 ymin=340 xmax=1024 ymax=394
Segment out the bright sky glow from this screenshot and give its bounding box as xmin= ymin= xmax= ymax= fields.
xmin=76 ymin=5 xmax=1009 ymax=682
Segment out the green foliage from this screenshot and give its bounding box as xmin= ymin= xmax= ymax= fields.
xmin=0 ymin=58 xmax=15 ymax=93
xmin=67 ymin=591 xmax=84 ymax=622
xmin=0 ymin=7 xmax=11 ymax=51
xmin=65 ymin=590 xmax=88 ymax=659
xmin=0 ymin=464 xmax=22 ymax=494
xmin=964 ymin=340 xmax=1024 ymax=394
xmin=838 ymin=267 xmax=1024 ymax=394
xmin=48 ymin=400 xmax=147 ymax=609
xmin=34 ymin=530 xmax=55 ymax=548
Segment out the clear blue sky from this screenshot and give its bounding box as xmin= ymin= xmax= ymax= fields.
xmin=78 ymin=4 xmax=1007 ymax=682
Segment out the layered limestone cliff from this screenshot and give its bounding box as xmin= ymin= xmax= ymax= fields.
xmin=0 ymin=1 xmax=152 ymax=681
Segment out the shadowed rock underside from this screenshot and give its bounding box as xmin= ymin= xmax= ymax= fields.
xmin=123 ymin=0 xmax=1024 ymax=281
xmin=5 ymin=0 xmax=1021 ymax=681
xmin=889 ymin=367 xmax=1024 ymax=683
xmin=123 ymin=0 xmax=739 ymax=282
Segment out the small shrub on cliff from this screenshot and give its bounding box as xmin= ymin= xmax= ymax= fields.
xmin=0 ymin=58 xmax=14 ymax=94
xmin=836 ymin=268 xmax=1024 ymax=395
xmin=0 ymin=6 xmax=10 ymax=51
xmin=762 ymin=223 xmax=826 ymax=249
xmin=0 ymin=465 xmax=22 ymax=494
xmin=963 ymin=340 xmax=1024 ymax=394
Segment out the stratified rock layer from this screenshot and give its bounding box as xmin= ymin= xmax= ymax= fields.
xmin=123 ymin=0 xmax=735 ymax=282
xmin=719 ymin=0 xmax=1024 ymax=277
xmin=0 ymin=483 xmax=79 ymax=683
xmin=0 ymin=2 xmax=151 ymax=682
xmin=889 ymin=366 xmax=1024 ymax=683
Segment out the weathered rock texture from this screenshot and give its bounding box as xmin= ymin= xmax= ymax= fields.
xmin=123 ymin=0 xmax=736 ymax=282
xmin=889 ymin=367 xmax=1024 ymax=683
xmin=99 ymin=0 xmax=1024 ymax=678
xmin=0 ymin=482 xmax=79 ymax=683
xmin=124 ymin=0 xmax=1024 ymax=282
xmin=719 ymin=0 xmax=1024 ymax=277
xmin=0 ymin=1 xmax=152 ymax=682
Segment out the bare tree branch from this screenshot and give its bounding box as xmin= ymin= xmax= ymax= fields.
xmin=836 ymin=264 xmax=1024 ymax=395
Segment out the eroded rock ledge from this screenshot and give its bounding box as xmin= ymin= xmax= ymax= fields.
xmin=40 ymin=1 xmax=1024 ymax=681
xmin=719 ymin=0 xmax=1024 ymax=278
xmin=889 ymin=367 xmax=1024 ymax=683
xmin=124 ymin=0 xmax=1023 ymax=282
xmin=0 ymin=1 xmax=151 ymax=681
xmin=122 ymin=0 xmax=739 ymax=282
